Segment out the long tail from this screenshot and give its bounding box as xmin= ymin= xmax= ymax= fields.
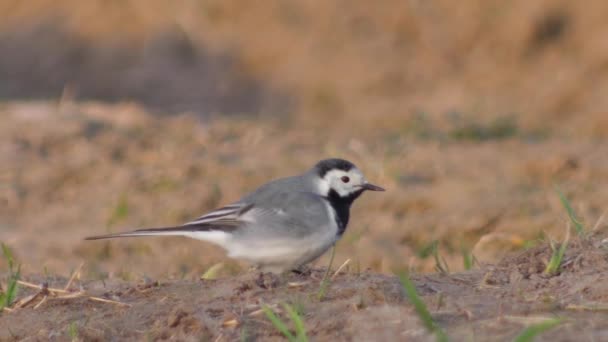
xmin=84 ymin=226 xmax=197 ymax=240
xmin=85 ymin=222 xmax=239 ymax=241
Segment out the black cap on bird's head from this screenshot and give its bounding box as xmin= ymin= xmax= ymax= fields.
xmin=315 ymin=158 xmax=357 ymax=177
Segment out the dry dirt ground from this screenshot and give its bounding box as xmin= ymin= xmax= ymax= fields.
xmin=2 ymin=235 xmax=608 ymax=341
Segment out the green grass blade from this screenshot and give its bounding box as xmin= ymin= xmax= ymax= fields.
xmin=4 ymin=265 xmax=20 ymax=306
xmin=1 ymin=243 xmax=14 ymax=271
xmin=433 ymin=246 xmax=449 ymax=275
xmin=421 ymin=240 xmax=449 ymax=274
xmin=461 ymin=247 xmax=473 ymax=270
xmin=545 ymin=242 xmax=567 ymax=275
xmin=0 ymin=272 xmax=19 ymax=310
xmin=398 ymin=273 xmax=448 ymax=342
xmin=240 ymin=326 xmax=248 ymax=342
xmin=417 ymin=240 xmax=439 ymax=259
xmin=262 ymin=305 xmax=296 ymax=342
xmin=200 ymin=262 xmax=224 ymax=280
xmin=68 ymin=321 xmax=79 ymax=340
xmin=513 ymin=318 xmax=562 ymax=342
xmin=544 ymin=226 xmax=570 ymax=275
xmin=317 ymin=246 xmax=336 ymax=300
xmin=556 ymin=188 xmax=585 ymax=235
xmin=0 ymin=243 xmax=20 ymax=311
xmin=283 ymin=303 xmax=308 ymax=342
xmin=106 ymin=194 xmax=130 ymax=228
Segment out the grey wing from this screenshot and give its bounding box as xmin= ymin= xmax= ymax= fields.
xmin=241 ymin=191 xmax=333 ymax=239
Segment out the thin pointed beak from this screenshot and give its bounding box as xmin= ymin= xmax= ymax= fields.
xmin=362 ymin=183 xmax=385 ymax=191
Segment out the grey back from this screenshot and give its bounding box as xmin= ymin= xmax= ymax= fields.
xmin=235 ymin=172 xmax=332 ymax=239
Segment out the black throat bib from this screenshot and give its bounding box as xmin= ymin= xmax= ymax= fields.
xmin=324 ymin=189 xmax=364 ymax=236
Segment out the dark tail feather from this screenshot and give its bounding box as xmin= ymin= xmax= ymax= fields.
xmin=84 ymin=225 xmax=185 ymax=240
xmin=84 ymin=222 xmax=240 ymax=240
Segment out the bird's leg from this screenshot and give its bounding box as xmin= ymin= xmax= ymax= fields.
xmin=291 ymin=265 xmax=312 ymax=277
xmin=234 ymin=267 xmax=279 ymax=293
xmin=255 ymin=271 xmax=280 ymax=289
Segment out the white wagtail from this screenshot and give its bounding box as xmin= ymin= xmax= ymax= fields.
xmin=86 ymin=158 xmax=384 ymax=273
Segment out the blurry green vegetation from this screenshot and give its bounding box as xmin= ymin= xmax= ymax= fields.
xmin=416 ymin=240 xmax=439 ymax=259
xmin=0 ymin=243 xmax=20 ymax=312
xmin=262 ymin=303 xmax=308 ymax=342
xmin=396 ymin=113 xmax=528 ymax=143
xmin=556 ymin=188 xmax=586 ymax=236
xmin=513 ymin=318 xmax=562 ymax=342
xmin=416 ymin=240 xmax=449 ymax=274
xmin=317 ymin=246 xmax=336 ymax=301
xmin=147 ymin=176 xmax=179 ymax=193
xmin=201 ymin=262 xmax=224 ymax=280
xmin=398 ymin=273 xmax=448 ymax=342
xmin=400 ymin=111 xmax=434 ymax=139
xmin=106 ymin=194 xmax=130 ymax=228
xmin=522 ymin=240 xmax=538 ymax=250
xmin=450 ymin=116 xmax=518 ymax=142
xmin=544 ymin=189 xmax=587 ymax=275
xmin=544 ymin=225 xmax=570 ymax=276
xmin=96 ymin=194 xmax=131 ymax=261
xmin=67 ymin=321 xmax=79 ymax=341
xmin=461 ymin=246 xmax=475 ymax=270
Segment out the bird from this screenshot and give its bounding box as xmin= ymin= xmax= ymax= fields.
xmin=85 ymin=158 xmax=384 ymax=274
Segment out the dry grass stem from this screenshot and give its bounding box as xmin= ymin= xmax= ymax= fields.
xmin=566 ymin=303 xmax=608 ymax=311
xmin=13 ymin=292 xmax=42 ymax=309
xmin=9 ymin=279 xmax=130 ymax=310
xmin=331 ymin=259 xmax=351 ymax=280
xmin=33 ymin=295 xmax=47 ymax=309
xmin=503 ymin=315 xmax=558 ymax=325
xmin=17 ymin=280 xmax=69 ymax=294
xmin=64 ymin=262 xmax=85 ymax=291
xmin=222 ymin=319 xmax=239 ymax=327
xmin=87 ymin=295 xmax=131 ymax=307
xmin=592 ymin=211 xmax=607 ymax=232
xmin=287 ymin=281 xmax=309 ymax=288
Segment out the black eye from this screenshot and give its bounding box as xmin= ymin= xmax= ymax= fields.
xmin=341 ymin=176 xmax=350 ymax=183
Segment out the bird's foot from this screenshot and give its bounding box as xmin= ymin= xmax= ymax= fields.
xmin=255 ymin=272 xmax=281 ymax=289
xmin=291 ymin=266 xmax=313 ymax=277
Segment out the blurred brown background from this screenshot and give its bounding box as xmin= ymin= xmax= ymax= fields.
xmin=1 ymin=0 xmax=607 ymax=279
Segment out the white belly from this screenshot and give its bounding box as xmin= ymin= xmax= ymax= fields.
xmin=226 ymin=230 xmax=338 ymax=273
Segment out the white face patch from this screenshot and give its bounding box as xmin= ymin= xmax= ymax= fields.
xmin=321 ymin=168 xmax=366 ymax=197
xmin=314 ymin=175 xmax=331 ymax=196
